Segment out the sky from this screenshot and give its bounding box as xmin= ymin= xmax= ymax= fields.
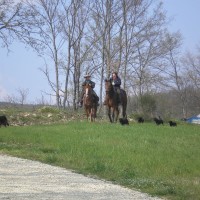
xmin=0 ymin=0 xmax=200 ymax=104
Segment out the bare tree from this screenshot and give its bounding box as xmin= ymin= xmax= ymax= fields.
xmin=24 ymin=0 xmax=64 ymax=108
xmin=114 ymin=1 xmax=175 ymax=113
xmin=183 ymin=50 xmax=200 ymax=90
xmin=163 ymin=32 xmax=190 ymax=118
xmin=16 ymin=88 xmax=29 ymax=106
xmin=181 ymin=49 xmax=200 ymax=113
xmin=0 ymin=0 xmax=29 ymax=48
xmin=4 ymin=88 xmax=29 ymax=106
xmin=88 ymin=0 xmax=179 ymax=112
xmin=88 ymin=0 xmax=121 ymax=109
xmin=59 ymin=0 xmax=92 ymax=110
xmin=4 ymin=94 xmax=18 ymax=105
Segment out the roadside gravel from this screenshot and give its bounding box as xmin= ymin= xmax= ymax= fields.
xmin=0 ymin=154 xmax=163 ymax=200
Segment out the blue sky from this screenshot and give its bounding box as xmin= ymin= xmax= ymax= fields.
xmin=0 ymin=0 xmax=200 ymax=104
xmin=163 ymin=0 xmax=200 ymax=51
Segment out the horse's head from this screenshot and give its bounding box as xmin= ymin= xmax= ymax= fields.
xmin=104 ymin=78 xmax=113 ymax=93
xmin=84 ymin=83 xmax=92 ymax=98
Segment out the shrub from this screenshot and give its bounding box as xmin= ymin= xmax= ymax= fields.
xmin=38 ymin=106 xmax=60 ymax=114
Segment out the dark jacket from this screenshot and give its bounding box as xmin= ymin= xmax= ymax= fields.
xmin=82 ymin=80 xmax=95 ymax=88
xmin=110 ymin=77 xmax=121 ymax=88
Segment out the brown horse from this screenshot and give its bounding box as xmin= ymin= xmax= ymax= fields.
xmin=83 ymin=83 xmax=97 ymax=122
xmin=104 ymin=79 xmax=127 ymax=123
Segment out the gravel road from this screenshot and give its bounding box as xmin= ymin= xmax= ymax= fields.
xmin=0 ymin=154 xmax=163 ymax=200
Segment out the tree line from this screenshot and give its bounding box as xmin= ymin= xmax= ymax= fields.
xmin=1 ymin=0 xmax=200 ymax=119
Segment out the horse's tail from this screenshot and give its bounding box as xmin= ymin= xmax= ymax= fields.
xmin=120 ymin=89 xmax=127 ymax=118
xmin=120 ymin=89 xmax=127 ymax=103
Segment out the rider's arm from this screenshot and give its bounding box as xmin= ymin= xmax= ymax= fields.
xmin=90 ymin=81 xmax=95 ymax=88
xmin=114 ymin=77 xmax=121 ymax=86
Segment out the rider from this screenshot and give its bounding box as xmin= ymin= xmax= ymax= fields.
xmin=103 ymin=71 xmax=122 ymax=105
xmin=79 ymin=74 xmax=99 ymax=107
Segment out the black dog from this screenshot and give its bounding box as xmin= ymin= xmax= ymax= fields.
xmin=138 ymin=117 xmax=144 ymax=123
xmin=119 ymin=118 xmax=129 ymax=125
xmin=169 ymin=121 xmax=177 ymax=127
xmin=0 ymin=115 xmax=9 ymax=127
xmin=153 ymin=117 xmax=164 ymax=125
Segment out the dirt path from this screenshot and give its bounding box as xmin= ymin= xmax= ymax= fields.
xmin=0 ymin=154 xmax=163 ymax=200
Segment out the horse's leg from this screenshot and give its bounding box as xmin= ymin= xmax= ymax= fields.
xmin=90 ymin=108 xmax=92 ymax=122
xmin=111 ymin=107 xmax=115 ymax=123
xmin=122 ymin=92 xmax=127 ymax=119
xmin=86 ymin=108 xmax=90 ymax=121
xmin=115 ymin=107 xmax=119 ymax=122
xmin=89 ymin=107 xmax=92 ymax=122
xmin=93 ymin=107 xmax=97 ymax=122
xmin=89 ymin=110 xmax=91 ymax=122
xmin=122 ymin=104 xmax=127 ymax=118
xmin=120 ymin=99 xmax=127 ymax=119
xmin=107 ymin=107 xmax=112 ymax=123
xmin=91 ymin=112 xmax=94 ymax=122
xmin=85 ymin=108 xmax=88 ymax=120
xmin=91 ymin=107 xmax=94 ymax=122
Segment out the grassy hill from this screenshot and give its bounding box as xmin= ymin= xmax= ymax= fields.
xmin=0 ymin=114 xmax=200 ymax=200
xmin=0 ymin=105 xmax=87 ymax=126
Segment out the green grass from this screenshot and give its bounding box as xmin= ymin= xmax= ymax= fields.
xmin=0 ymin=121 xmax=200 ymax=200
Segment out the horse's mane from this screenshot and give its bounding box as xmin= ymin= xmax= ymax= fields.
xmin=105 ymin=79 xmax=118 ymax=104
xmin=105 ymin=79 xmax=114 ymax=92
